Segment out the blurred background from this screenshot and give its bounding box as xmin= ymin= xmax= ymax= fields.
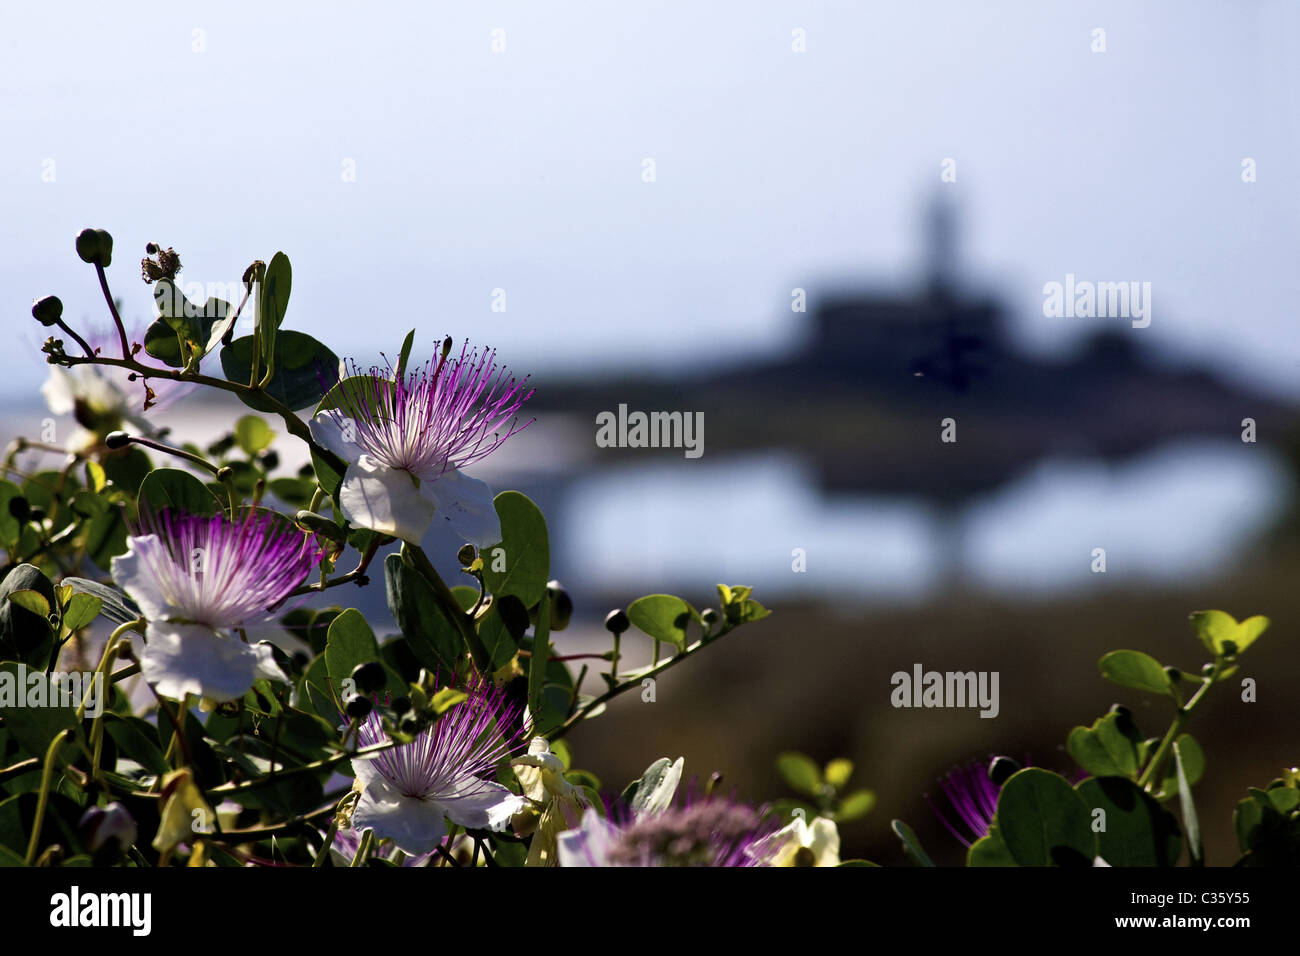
xmin=3 ymin=0 xmax=1299 ymax=864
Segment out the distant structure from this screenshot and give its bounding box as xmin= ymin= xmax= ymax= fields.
xmin=530 ymin=198 xmax=1296 ymax=504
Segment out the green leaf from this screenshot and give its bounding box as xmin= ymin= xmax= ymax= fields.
xmin=1189 ymin=610 xmax=1269 ymax=658
xmin=259 ymin=252 xmax=292 ymax=372
xmin=994 ymin=768 xmax=1096 ymax=866
xmin=527 ymin=590 xmax=552 ymax=729
xmin=84 ymin=503 xmax=129 ymax=571
xmin=234 ymin=415 xmax=275 ymax=456
xmin=383 ymin=553 xmax=462 ymax=674
xmin=1156 ymin=734 xmax=1205 ymax=798
xmin=1067 ymin=710 xmax=1142 ymax=778
xmin=7 ymin=590 xmax=50 ymax=619
xmin=481 ymin=492 xmax=550 ymax=607
xmin=220 ymin=331 xmax=339 ymax=412
xmin=477 ymin=596 xmax=528 ymax=669
xmin=967 ymin=825 xmax=1017 ymax=866
xmin=0 ymin=565 xmax=58 ymax=666
xmin=0 ymin=792 xmax=85 ymax=859
xmin=60 ymin=578 xmax=139 ymax=626
xmin=138 ymin=468 xmax=220 ymax=517
xmin=59 ymin=593 xmax=102 ymax=634
xmin=0 ymin=481 xmax=23 ymax=549
xmin=1173 ymin=739 xmax=1203 ymax=866
xmin=627 ymin=594 xmax=694 ymax=649
xmin=103 ymin=715 xmax=170 ymax=776
xmin=100 ymin=448 xmax=152 ymax=497
xmin=836 ymin=789 xmax=876 ymax=821
xmin=891 ymin=819 xmax=935 ymax=867
xmin=324 ymin=609 xmax=404 ymax=705
xmin=1099 ymin=650 xmax=1173 ymax=696
xmin=776 ymin=751 xmax=822 ymax=797
xmin=1076 ymin=777 xmax=1181 ymax=866
xmin=395 ymin=329 xmax=416 ymax=381
xmin=824 ymin=758 xmax=854 ymax=789
xmin=0 ymin=662 xmax=82 ymax=766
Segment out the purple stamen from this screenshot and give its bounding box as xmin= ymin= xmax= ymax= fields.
xmin=327 ymin=341 xmax=534 ymax=480
xmin=133 ymin=508 xmax=318 ymax=627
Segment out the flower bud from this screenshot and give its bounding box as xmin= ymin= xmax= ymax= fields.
xmin=75 ymin=227 xmax=113 ymax=267
xmin=604 ymin=608 xmax=629 ymax=636
xmin=351 ymin=661 xmax=386 ymax=695
xmin=104 ymin=431 xmax=132 ymax=450
xmin=1164 ymin=665 xmax=1181 ymax=684
xmin=457 ymin=543 xmax=477 ymax=566
xmin=701 ymin=607 xmax=720 ymax=629
xmin=546 ymin=580 xmax=573 ymax=631
xmin=988 ymin=755 xmax=1020 ymax=786
xmin=344 ymin=693 xmax=373 ymax=719
xmin=31 ymin=295 xmax=63 ymax=327
xmin=79 ymin=801 xmax=138 ymax=855
xmin=390 ymin=695 xmax=412 ymax=716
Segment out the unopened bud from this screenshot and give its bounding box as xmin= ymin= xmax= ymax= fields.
xmin=546 ymin=580 xmax=573 ymax=631
xmin=457 ymin=543 xmax=476 ymax=566
xmin=344 ymin=693 xmax=372 ymax=719
xmin=104 ymin=431 xmax=131 ymax=450
xmin=79 ymin=802 xmax=138 ymax=855
xmin=75 ymin=227 xmax=113 ymax=267
xmin=604 ymin=608 xmax=629 ymax=636
xmin=988 ymin=755 xmax=1020 ymax=786
xmin=351 ymin=661 xmax=386 ymax=695
xmin=31 ymin=295 xmax=63 ymax=327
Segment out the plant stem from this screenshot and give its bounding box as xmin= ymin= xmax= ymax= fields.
xmin=1137 ymin=662 xmax=1220 ymax=791
xmin=548 ymin=626 xmax=731 ymax=742
xmin=94 ymin=264 xmax=132 ymax=360
xmin=25 ymin=729 xmax=74 ymax=865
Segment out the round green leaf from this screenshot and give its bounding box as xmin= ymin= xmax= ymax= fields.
xmin=138 ymin=467 xmax=221 ymax=517
xmin=481 ymin=491 xmax=550 ymax=607
xmin=1099 ymin=650 xmax=1173 ymax=696
xmin=234 ymin=415 xmax=275 ymax=456
xmin=627 ymin=594 xmax=694 ymax=649
xmin=1076 ymin=776 xmax=1181 ymax=866
xmin=220 ymin=331 xmax=340 ymax=412
xmin=995 ymin=768 xmax=1096 ymax=866
xmin=776 ymin=751 xmax=822 ymax=797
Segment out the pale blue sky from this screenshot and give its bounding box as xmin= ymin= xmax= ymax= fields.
xmin=3 ymin=0 xmax=1298 ymax=396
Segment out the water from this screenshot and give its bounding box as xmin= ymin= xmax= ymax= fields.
xmin=561 ymin=440 xmax=1289 ymax=600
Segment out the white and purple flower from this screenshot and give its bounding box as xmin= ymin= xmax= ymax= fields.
xmin=42 ymin=326 xmax=191 ymax=451
xmin=309 ymin=341 xmax=534 ymax=548
xmin=111 ymin=509 xmax=318 ymax=703
xmin=349 ymin=680 xmax=526 ymax=857
xmin=557 ymin=796 xmax=777 ymax=867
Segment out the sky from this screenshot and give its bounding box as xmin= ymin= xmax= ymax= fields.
xmin=3 ymin=0 xmax=1299 ymax=399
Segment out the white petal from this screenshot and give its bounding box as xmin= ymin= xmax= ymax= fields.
xmin=110 ymin=535 xmax=173 ymax=622
xmin=338 ymin=457 xmax=435 ymax=543
xmin=308 ymin=413 xmax=361 ymax=465
xmin=140 ymin=623 xmax=284 ymax=702
xmin=437 ymin=781 xmax=525 ymax=831
xmin=420 ymin=469 xmax=501 ymax=550
xmin=240 ymin=618 xmax=312 ymax=659
xmin=557 ymin=808 xmax=618 ymax=867
xmin=41 ymin=367 xmax=77 ymax=415
xmin=806 ymin=816 xmax=841 ymax=866
xmin=353 ymin=777 xmax=448 ymax=856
